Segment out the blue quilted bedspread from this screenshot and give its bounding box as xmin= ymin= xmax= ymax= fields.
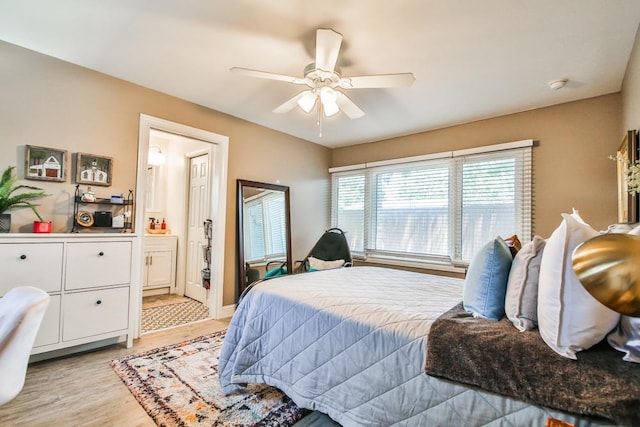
xmin=218 ymin=267 xmax=617 ymax=427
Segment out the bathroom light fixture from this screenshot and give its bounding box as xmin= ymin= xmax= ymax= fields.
xmin=148 ymin=146 xmax=166 ymax=166
xmin=548 ymin=79 xmax=568 ymax=90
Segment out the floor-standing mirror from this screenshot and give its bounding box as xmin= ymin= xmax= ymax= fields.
xmin=237 ymin=179 xmax=292 ymax=301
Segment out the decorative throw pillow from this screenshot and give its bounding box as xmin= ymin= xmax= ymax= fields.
xmin=463 ymin=237 xmax=513 ymax=321
xmin=504 ymin=235 xmax=546 ymax=331
xmin=307 ymin=256 xmax=345 ymax=271
xmin=503 ymin=234 xmax=522 ymax=257
xmin=608 ymin=316 xmax=640 ymax=363
xmin=537 ymin=212 xmax=620 ymax=359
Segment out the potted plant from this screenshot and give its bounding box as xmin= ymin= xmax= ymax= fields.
xmin=0 ymin=166 xmax=50 ymax=233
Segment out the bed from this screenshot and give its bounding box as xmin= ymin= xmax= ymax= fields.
xmin=219 ymin=266 xmax=626 ymax=426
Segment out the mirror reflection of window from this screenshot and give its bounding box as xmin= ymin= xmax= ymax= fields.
xmin=243 ymin=190 xmax=286 ymax=263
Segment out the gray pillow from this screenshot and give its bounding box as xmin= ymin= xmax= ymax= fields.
xmin=504 ymin=236 xmax=546 ymax=331
xmin=608 ymin=316 xmax=640 ymax=363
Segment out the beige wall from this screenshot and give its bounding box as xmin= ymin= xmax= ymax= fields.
xmin=0 ymin=41 xmax=331 ymax=306
xmin=5 ymin=24 xmax=640 ymax=306
xmin=622 ymin=23 xmax=640 ymax=133
xmin=332 ymin=94 xmax=622 ymax=238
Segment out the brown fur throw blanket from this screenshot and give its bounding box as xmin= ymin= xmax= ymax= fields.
xmin=425 ymin=303 xmax=640 ymax=426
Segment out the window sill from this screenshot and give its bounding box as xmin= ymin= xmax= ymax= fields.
xmin=356 ymin=256 xmax=467 ymax=276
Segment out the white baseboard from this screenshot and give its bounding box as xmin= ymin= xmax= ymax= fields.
xmin=219 ymin=303 xmax=236 ymax=319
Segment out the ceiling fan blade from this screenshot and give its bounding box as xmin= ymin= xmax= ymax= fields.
xmin=231 ymin=67 xmax=307 ymax=85
xmin=335 ymin=91 xmax=364 ymax=119
xmin=273 ymin=91 xmax=315 ymax=114
xmin=339 ymin=73 xmax=416 ymax=89
xmin=315 ymin=28 xmax=343 ymax=72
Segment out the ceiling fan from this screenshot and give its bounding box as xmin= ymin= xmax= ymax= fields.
xmin=231 ymin=28 xmax=415 ymax=135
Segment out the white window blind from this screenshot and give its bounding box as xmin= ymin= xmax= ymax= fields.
xmin=371 ymin=160 xmax=450 ymax=259
xmin=331 ymin=142 xmax=532 ymax=264
xmin=333 ymin=173 xmax=365 ymax=253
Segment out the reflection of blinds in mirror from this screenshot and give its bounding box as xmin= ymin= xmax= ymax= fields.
xmin=244 ymin=191 xmax=286 ymax=263
xmin=245 ymin=203 xmax=265 ymax=261
xmin=265 ymin=195 xmax=286 ymax=255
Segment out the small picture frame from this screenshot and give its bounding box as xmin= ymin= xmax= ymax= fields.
xmin=25 ymin=145 xmax=68 ymax=182
xmin=75 ymin=152 xmax=113 ymax=187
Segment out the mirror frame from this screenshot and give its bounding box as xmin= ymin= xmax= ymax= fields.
xmin=236 ymin=179 xmax=292 ymax=300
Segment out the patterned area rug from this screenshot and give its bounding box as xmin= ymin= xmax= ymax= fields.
xmin=111 ymin=330 xmax=309 ymax=426
xmin=141 ymin=299 xmax=210 ymax=334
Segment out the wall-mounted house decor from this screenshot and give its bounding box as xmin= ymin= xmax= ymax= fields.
xmin=75 ymin=152 xmax=112 ymax=187
xmin=25 ymin=145 xmax=68 ymax=182
xmin=616 ymin=129 xmax=639 ymax=223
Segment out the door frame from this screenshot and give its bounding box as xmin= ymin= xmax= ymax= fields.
xmin=134 ymin=114 xmax=229 ymax=338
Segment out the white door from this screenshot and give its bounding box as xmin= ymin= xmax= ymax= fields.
xmin=185 ymin=154 xmax=209 ymax=304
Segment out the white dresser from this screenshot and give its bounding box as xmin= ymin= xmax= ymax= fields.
xmin=0 ymin=233 xmax=139 ymax=357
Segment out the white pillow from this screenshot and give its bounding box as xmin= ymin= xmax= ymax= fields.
xmin=308 ymin=256 xmax=345 ymax=271
xmin=505 ymin=236 xmax=546 ymax=331
xmin=537 ymin=211 xmax=620 ymax=359
xmin=608 ymin=316 xmax=640 ymax=363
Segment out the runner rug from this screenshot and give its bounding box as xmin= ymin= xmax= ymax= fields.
xmin=110 ymin=330 xmax=309 ymax=426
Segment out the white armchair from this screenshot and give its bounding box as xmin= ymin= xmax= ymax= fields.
xmin=0 ymin=286 xmax=50 ymax=406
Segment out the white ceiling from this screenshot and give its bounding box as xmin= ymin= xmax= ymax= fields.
xmin=2 ymin=1 xmax=640 ymax=148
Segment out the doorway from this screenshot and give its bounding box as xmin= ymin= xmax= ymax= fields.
xmin=135 ymin=115 xmax=228 ymax=338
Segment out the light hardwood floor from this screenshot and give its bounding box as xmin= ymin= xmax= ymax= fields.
xmin=0 ymin=318 xmax=229 ymax=427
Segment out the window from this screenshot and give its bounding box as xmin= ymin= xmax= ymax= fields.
xmin=331 ymin=141 xmax=532 ymax=265
xmin=243 ymin=191 xmax=286 ymax=263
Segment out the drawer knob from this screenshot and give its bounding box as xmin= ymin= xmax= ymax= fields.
xmin=96 ymin=300 xmax=102 ymax=305
xmin=98 ymin=251 xmax=104 ymax=257
xmin=19 ymin=254 xmax=27 ymax=260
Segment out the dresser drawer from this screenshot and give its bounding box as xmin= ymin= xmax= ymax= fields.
xmin=0 ymin=243 xmax=63 ymax=295
xmin=65 ymin=241 xmax=132 ymax=290
xmin=62 ymin=287 xmax=129 ymax=341
xmin=33 ymin=294 xmax=61 ymax=348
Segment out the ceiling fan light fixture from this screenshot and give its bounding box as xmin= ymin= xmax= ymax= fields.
xmin=320 ymin=87 xmax=339 ymax=117
xmin=297 ymin=91 xmax=317 ymax=113
xmin=232 ymin=28 xmax=415 ymax=134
